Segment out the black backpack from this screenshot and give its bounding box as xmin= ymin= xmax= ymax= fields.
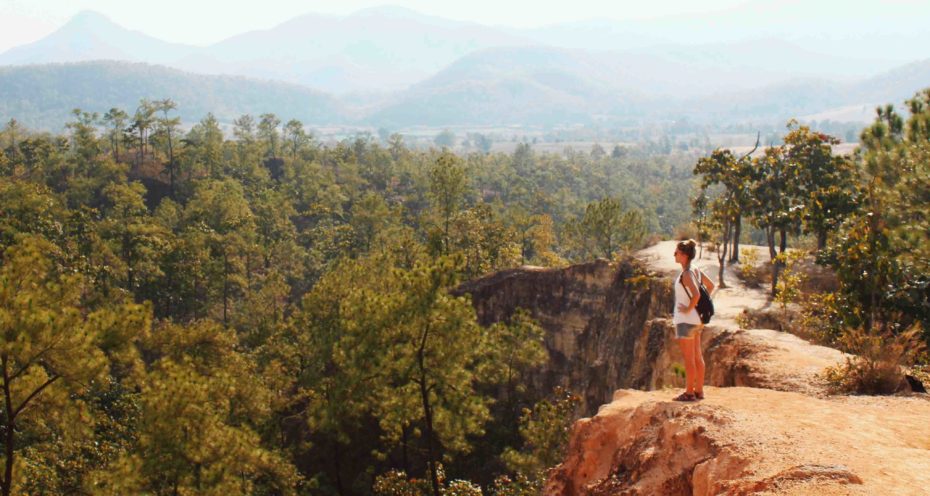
xmin=680 ymin=269 xmax=714 ymax=324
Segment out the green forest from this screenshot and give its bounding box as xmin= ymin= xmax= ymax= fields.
xmin=0 ymin=87 xmax=928 ymax=495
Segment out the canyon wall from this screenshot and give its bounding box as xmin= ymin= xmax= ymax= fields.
xmin=456 ymin=258 xmax=678 ymax=414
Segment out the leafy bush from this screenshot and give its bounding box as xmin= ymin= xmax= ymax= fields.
xmin=373 ymin=466 xmax=482 ymax=496
xmin=489 ymin=473 xmax=543 ymax=496
xmin=735 ymin=247 xmax=769 ymax=288
xmin=796 ymin=292 xmax=848 ymax=345
xmin=774 ymin=250 xmax=807 ymax=313
xmin=823 ymin=324 xmax=927 ymax=395
xmin=673 ymin=223 xmax=697 ymax=241
xmin=736 ymin=307 xmax=797 ymax=332
xmin=500 ymin=387 xmax=580 ymax=477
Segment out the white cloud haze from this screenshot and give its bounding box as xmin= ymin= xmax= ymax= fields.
xmin=2 ymin=0 xmax=929 ymax=52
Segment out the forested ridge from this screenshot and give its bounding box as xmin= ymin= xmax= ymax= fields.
xmin=4 ymin=59 xmax=930 ymax=132
xmin=0 ymin=99 xmax=691 ymax=495
xmin=0 ymin=86 xmax=927 ymax=495
xmin=0 ymin=62 xmax=342 ymax=131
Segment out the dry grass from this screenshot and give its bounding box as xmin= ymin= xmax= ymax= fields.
xmin=823 ymin=325 xmax=927 ymax=395
xmin=734 ymin=247 xmax=770 ymax=289
xmin=795 ymin=256 xmax=839 ymax=293
xmin=737 ymin=307 xmax=796 ymax=332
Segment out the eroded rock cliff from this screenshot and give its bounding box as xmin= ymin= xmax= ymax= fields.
xmin=540 ymin=241 xmax=929 ymax=495
xmin=456 ymin=258 xmax=675 ymax=413
xmin=546 ymin=387 xmax=930 ymax=496
xmin=460 ymin=243 xmax=928 ymax=495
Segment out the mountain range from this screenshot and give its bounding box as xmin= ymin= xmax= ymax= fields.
xmin=0 ymin=8 xmax=532 ymax=94
xmin=0 ymin=62 xmax=342 ymax=129
xmin=1 ymin=6 xmax=929 ymax=131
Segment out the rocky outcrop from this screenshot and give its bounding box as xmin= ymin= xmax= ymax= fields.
xmin=547 ymin=388 xmax=930 ymax=496
xmin=455 ymin=256 xmax=852 ymax=413
xmin=524 ymin=242 xmax=930 ymax=495
xmin=456 ymin=258 xmax=674 ymax=413
xmin=701 ymin=327 xmax=847 ymax=397
xmin=461 ymin=243 xmax=928 ymax=495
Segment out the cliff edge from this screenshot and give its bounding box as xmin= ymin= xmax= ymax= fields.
xmin=547 ymin=387 xmax=930 ymax=495
xmin=545 ymin=241 xmax=929 ymax=495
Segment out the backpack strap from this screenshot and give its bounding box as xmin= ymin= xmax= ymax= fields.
xmin=679 ymin=269 xmax=694 ymax=299
xmin=680 ymin=268 xmax=704 ymax=299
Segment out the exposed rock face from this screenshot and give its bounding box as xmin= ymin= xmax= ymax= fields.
xmin=456 ymin=258 xmax=674 ymax=413
xmin=547 ymin=388 xmax=930 ymax=496
xmin=455 ymin=257 xmax=852 ymax=413
xmin=461 ymin=244 xmax=929 ymax=495
xmin=701 ymin=328 xmax=846 ymax=397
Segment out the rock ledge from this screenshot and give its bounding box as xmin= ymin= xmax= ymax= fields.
xmin=547 ymin=387 xmax=930 ymax=495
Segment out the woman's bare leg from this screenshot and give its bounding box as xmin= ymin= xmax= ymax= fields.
xmin=692 ymin=328 xmax=705 ymax=396
xmin=677 ymin=337 xmax=696 ymax=394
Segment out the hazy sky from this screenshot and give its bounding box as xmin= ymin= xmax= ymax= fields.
xmin=0 ymin=0 xmax=770 ymax=51
xmin=1 ymin=0 xmax=928 ymax=52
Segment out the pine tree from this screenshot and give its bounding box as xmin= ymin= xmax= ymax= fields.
xmin=0 ymin=236 xmax=149 ymax=496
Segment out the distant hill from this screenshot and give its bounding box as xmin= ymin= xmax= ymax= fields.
xmin=2 ymin=56 xmax=928 ymax=130
xmin=520 ymin=0 xmax=930 ymax=69
xmin=368 ymin=47 xmax=644 ymax=127
xmin=0 ymin=11 xmax=196 ymax=66
xmin=0 ymin=7 xmax=531 ymax=94
xmin=367 ymin=47 xmax=930 ymax=126
xmin=181 ymin=5 xmax=531 ymax=93
xmin=683 ymin=58 xmax=930 ymax=123
xmin=853 ymin=58 xmax=930 ymax=104
xmin=0 ymin=61 xmax=343 ymax=131
xmin=5 ymin=6 xmax=927 ymax=96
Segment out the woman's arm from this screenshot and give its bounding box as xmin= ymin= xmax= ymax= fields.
xmin=700 ymin=270 xmax=715 ymax=295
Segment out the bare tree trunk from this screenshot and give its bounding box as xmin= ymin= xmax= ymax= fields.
xmin=2 ymin=357 xmax=15 ymax=496
xmin=167 ymin=127 xmax=175 ymax=199
xmin=223 ymin=251 xmax=229 ymax=326
xmin=137 ymin=132 xmax=144 ymax=171
xmin=770 ymin=228 xmax=788 ymax=298
xmin=401 ymin=423 xmax=411 ymax=475
xmin=717 ymin=220 xmax=732 ymax=289
xmin=416 ymin=324 xmax=441 ymax=496
xmin=730 ymin=215 xmax=741 ymax=263
xmin=817 ymin=229 xmax=828 ymax=252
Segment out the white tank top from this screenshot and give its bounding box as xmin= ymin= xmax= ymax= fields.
xmin=673 ymin=268 xmax=702 ymax=325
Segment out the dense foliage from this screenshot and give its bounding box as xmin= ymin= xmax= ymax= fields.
xmin=694 ymin=88 xmax=930 ymax=361
xmin=0 ymin=101 xmax=695 ymax=495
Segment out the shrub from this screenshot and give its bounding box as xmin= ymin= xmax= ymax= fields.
xmin=823 ymin=324 xmax=927 ymax=395
xmin=797 ymin=292 xmax=847 ymax=346
xmin=736 ymin=307 xmax=798 ymax=332
xmin=735 ymin=247 xmax=769 ymax=288
xmin=490 ymin=473 xmax=543 ymax=496
xmin=775 ymin=250 xmax=807 ymax=314
xmin=671 ymin=362 xmax=686 ymax=380
xmin=673 ymin=223 xmax=697 ymax=241
xmin=373 ymin=466 xmax=482 ymax=496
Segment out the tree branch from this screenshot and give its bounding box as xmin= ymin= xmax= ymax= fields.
xmin=739 ymin=131 xmax=761 ymax=162
xmin=12 ymin=374 xmax=60 ymax=419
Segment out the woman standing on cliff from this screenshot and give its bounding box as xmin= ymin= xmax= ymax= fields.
xmin=673 ymin=239 xmax=715 ymax=401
